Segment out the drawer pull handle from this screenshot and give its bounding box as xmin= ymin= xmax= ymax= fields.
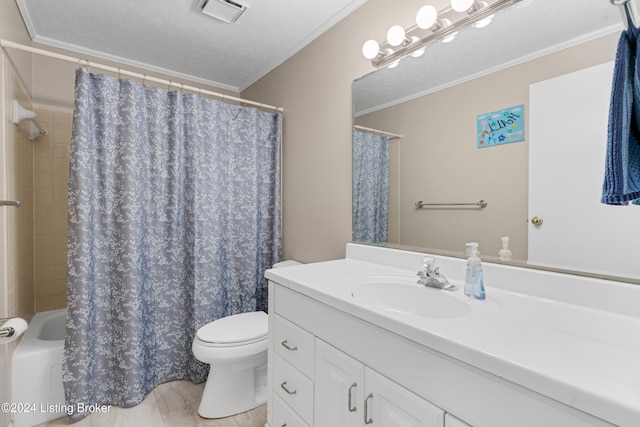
xmin=348 ymin=382 xmax=357 ymax=412
xmin=364 ymin=393 xmax=373 ymax=424
xmin=281 ymin=424 xmax=287 ymax=427
xmin=281 ymin=340 xmax=298 ymax=351
xmin=280 ymin=381 xmax=297 ymax=395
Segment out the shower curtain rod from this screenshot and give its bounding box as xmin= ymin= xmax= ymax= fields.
xmin=0 ymin=39 xmax=284 ymax=113
xmin=354 ymin=124 xmax=402 ymax=140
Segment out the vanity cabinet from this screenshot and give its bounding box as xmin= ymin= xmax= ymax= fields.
xmin=315 ymin=339 xmax=444 ymax=426
xmin=270 ymin=282 xmax=447 ymax=427
xmin=444 ymin=414 xmax=471 ymax=427
xmin=267 ymin=280 xmax=616 ymax=427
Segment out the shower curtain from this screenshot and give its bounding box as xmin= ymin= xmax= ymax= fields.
xmin=63 ymin=67 xmax=281 ymax=420
xmin=352 ymin=129 xmax=389 ymax=243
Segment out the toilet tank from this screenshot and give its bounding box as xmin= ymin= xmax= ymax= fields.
xmin=272 ymin=260 xmax=301 ymax=269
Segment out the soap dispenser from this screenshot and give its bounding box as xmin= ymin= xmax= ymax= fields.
xmin=464 ymin=242 xmax=486 ymax=300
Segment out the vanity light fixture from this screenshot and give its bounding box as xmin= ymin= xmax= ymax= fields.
xmin=362 ymin=0 xmax=522 ymax=68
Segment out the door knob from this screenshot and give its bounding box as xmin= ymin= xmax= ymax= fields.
xmin=531 ymin=216 xmax=543 ymax=226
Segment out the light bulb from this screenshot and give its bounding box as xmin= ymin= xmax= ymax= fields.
xmin=362 ymin=39 xmax=380 ymax=59
xmin=474 ymin=15 xmax=494 ymax=28
xmin=411 ymin=48 xmax=426 ymax=58
xmin=451 ymin=0 xmax=476 ymax=12
xmin=416 ymin=5 xmax=438 ymax=29
xmin=409 ymin=37 xmax=425 ymax=58
xmin=386 ymin=25 xmax=406 ymax=47
xmin=387 ymin=60 xmax=400 ymax=69
xmin=442 ymin=31 xmax=458 ymax=43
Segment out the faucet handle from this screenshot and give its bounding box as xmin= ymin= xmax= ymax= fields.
xmin=422 ymin=255 xmax=437 ymax=272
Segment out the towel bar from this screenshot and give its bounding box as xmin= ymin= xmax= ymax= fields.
xmin=415 ymin=200 xmax=487 ymax=209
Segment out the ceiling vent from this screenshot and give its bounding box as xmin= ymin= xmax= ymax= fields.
xmin=201 ymin=0 xmax=248 ymax=24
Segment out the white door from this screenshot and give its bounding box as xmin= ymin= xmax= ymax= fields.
xmin=364 ymin=368 xmax=444 ymax=427
xmin=314 ymin=339 xmax=364 ymax=427
xmin=528 ymin=61 xmax=640 ymax=278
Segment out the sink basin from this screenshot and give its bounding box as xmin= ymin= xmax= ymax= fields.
xmin=350 ymin=277 xmax=471 ymax=319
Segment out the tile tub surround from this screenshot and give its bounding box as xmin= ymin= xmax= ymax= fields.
xmin=32 ymin=104 xmax=73 ymax=313
xmin=265 ymin=243 xmax=640 ymax=426
xmin=34 ymin=380 xmax=267 ymax=427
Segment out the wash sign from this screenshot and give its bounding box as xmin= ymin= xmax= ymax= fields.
xmin=476 ymin=105 xmax=524 ymax=148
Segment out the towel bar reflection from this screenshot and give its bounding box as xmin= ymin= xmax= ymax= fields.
xmin=415 ymin=200 xmax=487 ymax=209
xmin=0 ymin=200 xmax=21 ymax=207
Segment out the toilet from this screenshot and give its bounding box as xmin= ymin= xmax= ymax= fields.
xmin=192 ymin=260 xmax=300 ymax=418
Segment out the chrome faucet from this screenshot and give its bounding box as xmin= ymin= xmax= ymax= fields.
xmin=417 ymin=256 xmax=457 ymax=291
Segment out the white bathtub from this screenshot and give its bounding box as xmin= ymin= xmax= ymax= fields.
xmin=12 ymin=309 xmax=66 ymax=427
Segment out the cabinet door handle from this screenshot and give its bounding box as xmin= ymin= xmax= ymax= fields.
xmin=348 ymin=382 xmax=357 ymax=412
xmin=280 ymin=381 xmax=297 ymax=395
xmin=364 ymin=393 xmax=373 ymax=424
xmin=281 ymin=340 xmax=298 ymax=351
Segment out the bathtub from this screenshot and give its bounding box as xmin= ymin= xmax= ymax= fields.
xmin=12 ymin=309 xmax=66 ymax=427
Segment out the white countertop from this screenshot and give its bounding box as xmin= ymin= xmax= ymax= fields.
xmin=265 ymin=244 xmax=640 ymax=427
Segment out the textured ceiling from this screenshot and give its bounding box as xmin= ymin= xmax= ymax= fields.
xmin=16 ymin=0 xmax=367 ymax=92
xmin=355 ymin=0 xmax=625 ymax=116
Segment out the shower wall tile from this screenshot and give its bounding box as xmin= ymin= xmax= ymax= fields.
xmin=2 ymin=56 xmax=35 ymax=319
xmin=33 ymin=103 xmax=72 ymax=312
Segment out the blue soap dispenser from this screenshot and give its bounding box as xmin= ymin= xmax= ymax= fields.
xmin=464 ymin=242 xmax=486 ymax=300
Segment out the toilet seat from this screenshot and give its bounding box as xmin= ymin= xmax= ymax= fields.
xmin=196 ymin=311 xmax=267 ymax=347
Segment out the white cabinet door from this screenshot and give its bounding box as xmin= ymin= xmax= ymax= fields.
xmin=445 ymin=413 xmax=472 ymax=427
xmin=364 ymin=368 xmax=444 ymax=427
xmin=314 ymin=339 xmax=364 ymax=427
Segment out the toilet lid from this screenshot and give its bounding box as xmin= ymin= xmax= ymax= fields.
xmin=196 ymin=311 xmax=267 ymax=345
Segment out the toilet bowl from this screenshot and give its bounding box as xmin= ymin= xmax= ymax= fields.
xmin=192 ymin=311 xmax=269 ymax=418
xmin=192 ymin=260 xmax=300 ymax=418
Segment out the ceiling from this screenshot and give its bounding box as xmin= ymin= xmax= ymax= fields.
xmin=15 ymin=0 xmax=367 ymax=92
xmin=13 ymin=0 xmax=629 ymax=100
xmin=354 ymin=0 xmax=626 ymax=116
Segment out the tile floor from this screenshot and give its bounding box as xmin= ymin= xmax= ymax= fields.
xmin=36 ymin=380 xmax=267 ymax=427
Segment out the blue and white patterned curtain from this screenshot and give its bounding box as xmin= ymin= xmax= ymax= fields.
xmin=63 ymin=67 xmax=282 ymax=421
xmin=352 ymin=129 xmax=389 ymax=244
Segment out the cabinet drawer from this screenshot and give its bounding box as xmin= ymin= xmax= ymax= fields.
xmin=445 ymin=414 xmax=472 ymax=427
xmin=272 ymin=394 xmax=310 ymax=427
xmin=273 ymin=354 xmax=314 ymax=425
xmin=274 ymin=314 xmax=315 ymax=379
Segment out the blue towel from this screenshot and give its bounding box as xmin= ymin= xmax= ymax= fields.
xmin=602 ymin=4 xmax=640 ymax=205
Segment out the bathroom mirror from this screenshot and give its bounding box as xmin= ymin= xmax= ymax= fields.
xmin=352 ymin=0 xmax=640 ymax=282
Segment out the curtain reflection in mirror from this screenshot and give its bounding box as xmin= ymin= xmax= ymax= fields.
xmin=352 ymin=129 xmax=389 ymax=243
